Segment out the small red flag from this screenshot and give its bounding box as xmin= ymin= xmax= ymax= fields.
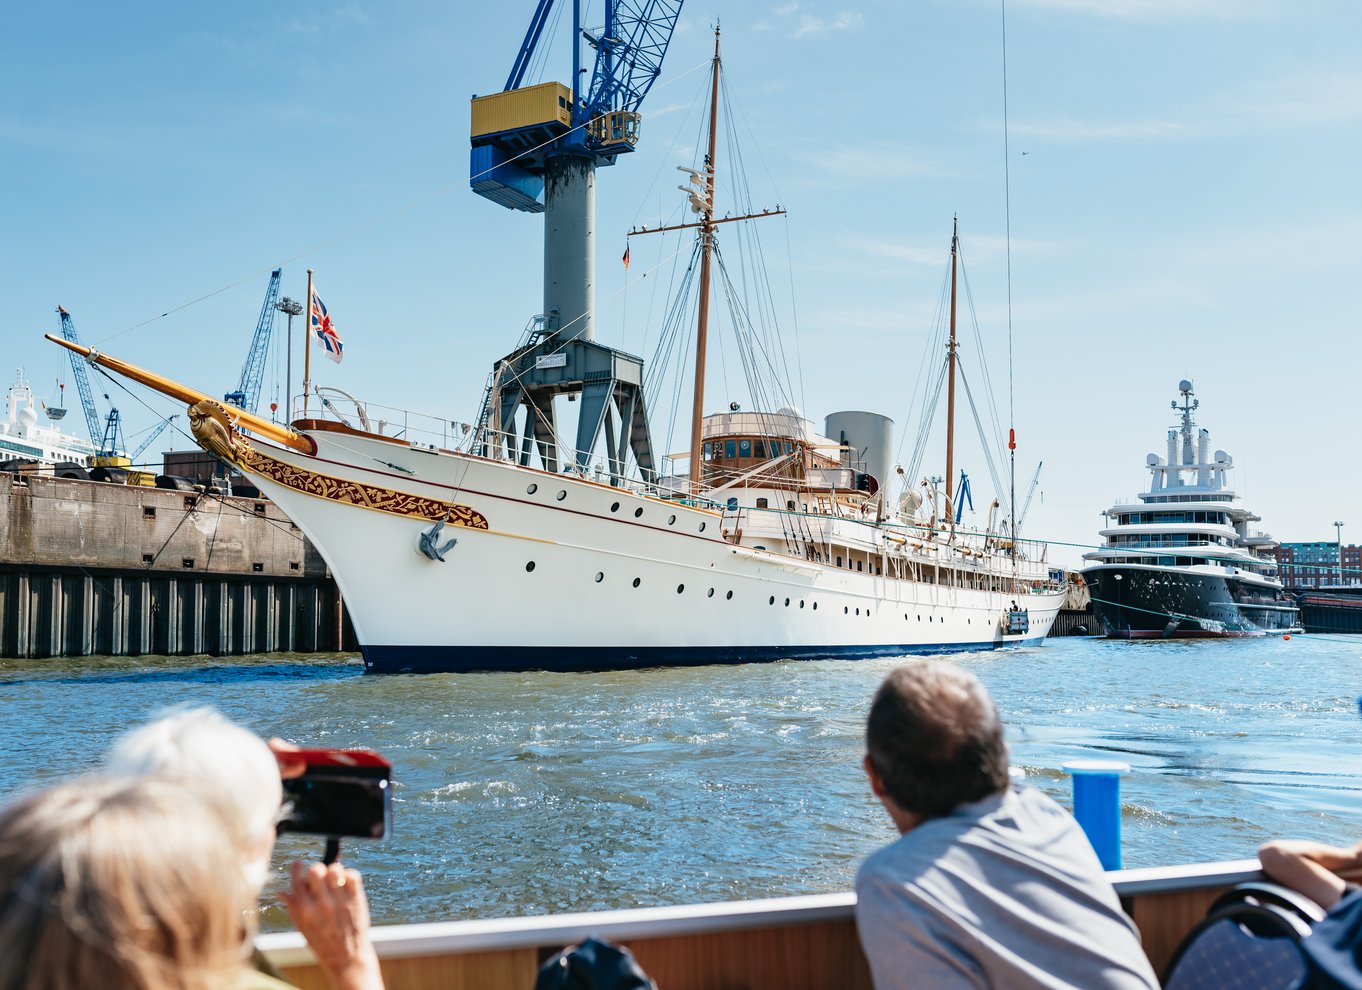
xmin=622 ymin=245 xmax=631 ymax=271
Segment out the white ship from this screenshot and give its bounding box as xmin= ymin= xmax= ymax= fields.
xmin=0 ymin=369 xmax=96 ymax=471
xmin=46 ymin=30 xmax=1064 ymax=673
xmin=1080 ymin=381 xmax=1300 ymax=638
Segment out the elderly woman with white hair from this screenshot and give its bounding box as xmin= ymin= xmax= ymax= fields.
xmin=0 ymin=775 xmax=262 ymax=990
xmin=104 ymin=707 xmax=385 ymax=990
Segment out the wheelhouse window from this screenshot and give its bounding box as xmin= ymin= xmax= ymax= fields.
xmin=725 ymin=440 xmax=737 ymax=458
xmin=754 ymin=440 xmax=767 ymax=458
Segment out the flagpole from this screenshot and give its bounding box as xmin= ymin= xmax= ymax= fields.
xmin=303 ymin=268 xmax=313 ymax=418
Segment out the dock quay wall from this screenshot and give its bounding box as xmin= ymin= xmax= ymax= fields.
xmin=0 ymin=473 xmax=354 ymax=658
xmin=1293 ymin=590 xmax=1362 ymax=635
xmin=1051 ymin=577 xmax=1096 ymax=636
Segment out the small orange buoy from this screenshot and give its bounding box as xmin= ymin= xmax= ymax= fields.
xmin=1283 ymin=634 xmax=1291 ymax=640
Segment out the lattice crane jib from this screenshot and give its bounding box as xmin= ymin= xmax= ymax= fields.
xmin=56 ymin=306 xmax=104 ymax=449
xmin=225 ymin=268 xmax=282 ymax=413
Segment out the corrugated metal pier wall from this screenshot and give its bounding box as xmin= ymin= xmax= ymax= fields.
xmin=0 ymin=473 xmax=354 ymax=659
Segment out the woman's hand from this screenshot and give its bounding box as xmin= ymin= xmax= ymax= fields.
xmin=279 ymin=860 xmax=385 ymax=990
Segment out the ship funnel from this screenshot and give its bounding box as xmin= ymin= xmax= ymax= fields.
xmin=1197 ymin=428 xmax=1211 ymax=485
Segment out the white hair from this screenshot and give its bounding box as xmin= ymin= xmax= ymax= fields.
xmin=104 ymin=707 xmax=282 ymax=868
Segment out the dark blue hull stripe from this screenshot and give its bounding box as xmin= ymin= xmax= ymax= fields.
xmin=360 ymin=639 xmax=1051 ymax=674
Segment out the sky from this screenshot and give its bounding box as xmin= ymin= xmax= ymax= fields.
xmin=4 ymin=0 xmax=1359 ymax=570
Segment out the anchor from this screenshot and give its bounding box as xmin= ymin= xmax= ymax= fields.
xmin=418 ymin=516 xmax=458 ymax=562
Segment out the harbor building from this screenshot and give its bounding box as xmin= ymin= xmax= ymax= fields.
xmin=1270 ymin=541 xmax=1362 ymax=591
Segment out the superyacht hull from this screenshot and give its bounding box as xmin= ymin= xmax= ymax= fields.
xmin=241 ymin=428 xmax=1062 ymax=673
xmin=1081 ymin=564 xmax=1300 ymax=639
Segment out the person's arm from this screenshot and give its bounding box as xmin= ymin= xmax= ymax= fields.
xmin=1258 ymin=840 xmax=1362 ymax=909
xmin=279 ymin=860 xmax=385 ymax=990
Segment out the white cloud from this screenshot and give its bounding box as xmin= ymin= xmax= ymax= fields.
xmin=851 ymin=237 xmax=944 ymax=267
xmin=766 ymin=3 xmax=864 ymax=39
xmin=1244 ymin=70 xmax=1362 ymax=126
xmin=1011 ymin=0 xmax=1273 ymax=20
xmin=1009 ymin=117 xmax=1195 ymax=142
xmin=793 ymin=11 xmax=865 ymax=38
xmin=801 ymin=142 xmax=954 ymax=182
xmin=1008 ymin=70 xmax=1362 ymax=144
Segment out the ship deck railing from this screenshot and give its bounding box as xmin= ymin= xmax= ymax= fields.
xmin=290 ymin=399 xmax=1049 ymax=581
xmin=257 ymin=858 xmax=1263 ymax=990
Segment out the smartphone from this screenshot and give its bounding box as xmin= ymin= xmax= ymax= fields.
xmin=275 ymin=748 xmax=392 ymax=840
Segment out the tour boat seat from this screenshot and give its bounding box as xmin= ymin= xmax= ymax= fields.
xmin=1162 ymin=882 xmax=1320 ymax=990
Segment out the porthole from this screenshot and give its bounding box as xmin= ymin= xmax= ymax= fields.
xmin=668 ymin=514 xmax=676 ymax=525
xmin=769 ymin=595 xmax=776 ymax=605
xmin=855 ymin=608 xmax=860 ymax=616
xmin=634 ymin=507 xmax=643 ymax=518
xmin=844 ymin=606 xmax=849 ymax=615
xmin=812 ymin=602 xmax=818 ymax=610
xmin=595 ymin=572 xmax=604 ymax=583
xmin=526 ymin=483 xmax=538 ymax=494
xmin=918 ymin=615 xmax=921 ymax=621
xmin=799 ymin=600 xmax=805 ymax=609
xmin=556 ymin=490 xmax=567 ymax=501
xmin=726 ymin=590 xmax=733 ymax=600
xmin=525 ymin=561 xmax=536 ymax=572
xmin=699 ymin=522 xmax=707 ymax=532
xmin=632 ymin=577 xmax=642 ymax=588
xmin=677 ymin=584 xmax=685 ymax=594
xmin=707 ymin=588 xmax=715 ymax=598
xmin=610 ymin=501 xmax=620 ymax=512
xmin=784 ymin=598 xmax=790 ymax=607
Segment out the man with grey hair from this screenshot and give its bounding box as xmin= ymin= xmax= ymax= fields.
xmin=856 ymin=662 xmax=1159 ymax=990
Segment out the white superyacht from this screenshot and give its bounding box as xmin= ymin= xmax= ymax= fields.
xmin=1081 ymin=381 xmax=1299 ymax=638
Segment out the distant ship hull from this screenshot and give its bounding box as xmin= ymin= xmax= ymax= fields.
xmin=1082 ymin=564 xmax=1300 ymax=638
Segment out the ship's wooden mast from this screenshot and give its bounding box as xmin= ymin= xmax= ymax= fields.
xmin=945 ymin=217 xmax=959 ymax=523
xmin=626 ymin=27 xmax=785 ymax=495
xmin=687 ymin=28 xmax=722 ymax=493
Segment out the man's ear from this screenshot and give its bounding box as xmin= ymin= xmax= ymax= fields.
xmin=864 ymin=753 xmax=887 ymax=798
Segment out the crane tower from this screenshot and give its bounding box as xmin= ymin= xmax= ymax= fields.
xmin=469 ymin=0 xmax=682 ymax=484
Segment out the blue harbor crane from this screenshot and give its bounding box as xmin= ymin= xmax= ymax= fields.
xmin=129 ymin=414 xmax=178 ymax=463
xmin=56 ymin=305 xmax=125 ymax=462
xmin=471 ymin=0 xmax=682 ymax=484
xmin=224 ymin=268 xmax=282 ymax=413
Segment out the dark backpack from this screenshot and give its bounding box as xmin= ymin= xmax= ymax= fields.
xmin=533 ymin=936 xmax=657 ymax=990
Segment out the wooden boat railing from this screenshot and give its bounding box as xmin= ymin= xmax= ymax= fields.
xmin=257 ymin=858 xmax=1262 ymax=990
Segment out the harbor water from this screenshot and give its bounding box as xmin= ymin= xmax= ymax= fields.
xmin=1 ymin=634 xmax=1359 ymax=930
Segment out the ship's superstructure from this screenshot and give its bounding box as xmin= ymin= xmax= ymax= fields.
xmin=1081 ymin=382 xmax=1300 ymax=638
xmin=0 ymin=370 xmax=96 ymax=470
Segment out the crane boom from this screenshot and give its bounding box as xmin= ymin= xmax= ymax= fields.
xmin=1018 ymin=461 xmax=1044 ymax=530
xmin=130 ymin=414 xmax=178 ymax=461
xmin=56 ymin=306 xmax=104 ymax=447
xmin=583 ymin=0 xmax=683 ymax=118
xmin=225 ymin=268 xmax=282 ymax=412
